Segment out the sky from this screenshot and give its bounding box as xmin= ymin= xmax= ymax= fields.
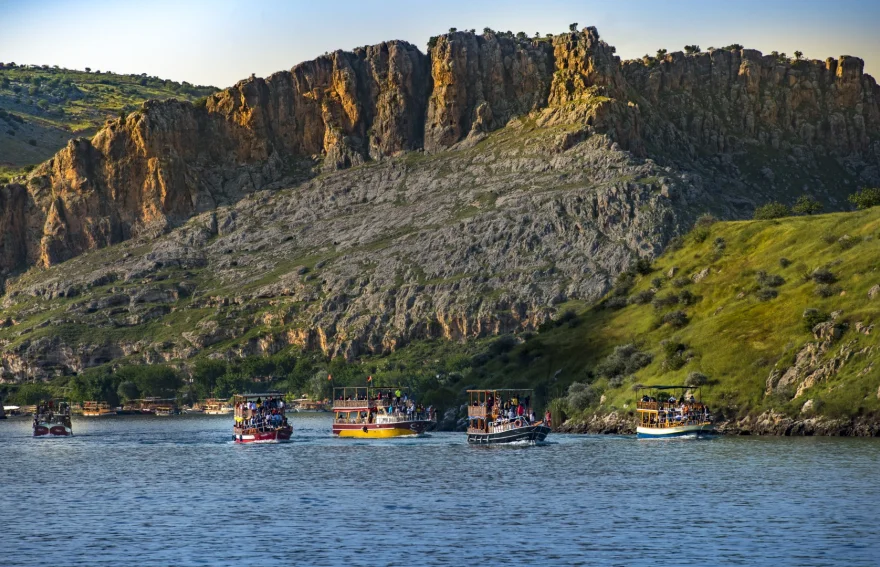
xmin=1 ymin=0 xmax=878 ymax=88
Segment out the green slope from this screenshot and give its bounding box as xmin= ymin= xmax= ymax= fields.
xmin=0 ymin=63 xmax=216 ymax=173
xmin=475 ymin=207 xmax=880 ymax=428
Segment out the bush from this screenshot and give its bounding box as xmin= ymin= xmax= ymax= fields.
xmin=756 ymin=271 xmax=785 ymax=287
xmin=662 ymin=310 xmax=689 ymax=328
xmin=488 ymin=334 xmax=517 ymax=356
xmin=652 ymin=293 xmax=679 ymax=310
xmin=678 ymin=289 xmax=698 ymax=305
xmin=848 ymin=187 xmax=880 ymax=210
xmin=605 ymin=296 xmax=629 ymax=310
xmin=837 ymin=235 xmax=860 ymax=251
xmin=631 ymin=257 xmax=653 ymax=275
xmin=685 ymin=371 xmax=708 ymax=388
xmin=595 ymin=344 xmax=653 ymax=379
xmin=629 ymin=290 xmax=655 ymax=305
xmin=671 ymin=276 xmax=691 ymax=288
xmin=650 ymin=277 xmax=664 ymax=289
xmin=802 ymin=308 xmax=829 ymax=332
xmin=666 ymin=236 xmax=684 ymax=252
xmin=756 ymin=287 xmax=778 ymax=301
xmin=793 ymin=195 xmax=823 ymax=215
xmin=691 ymin=214 xmax=716 ymax=243
xmin=814 ymin=284 xmax=838 ymax=298
xmin=779 ymin=257 xmax=791 ymax=268
xmin=811 ymin=268 xmax=836 ymax=284
xmin=567 ymin=382 xmax=601 ymax=411
xmin=613 ymin=271 xmax=636 ymax=296
xmin=754 ymin=202 xmax=791 ymax=220
xmin=821 ymin=232 xmax=838 ymax=245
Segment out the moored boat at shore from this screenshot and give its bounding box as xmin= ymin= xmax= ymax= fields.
xmin=204 ymin=398 xmax=234 ymax=415
xmin=33 ymin=400 xmax=73 ymax=437
xmin=466 ymin=389 xmax=550 ymax=445
xmin=636 ymin=385 xmax=715 ymax=439
xmin=232 ymin=393 xmax=292 ymax=443
xmin=332 ymin=387 xmax=435 ymax=438
xmin=82 ymin=401 xmax=116 ymax=417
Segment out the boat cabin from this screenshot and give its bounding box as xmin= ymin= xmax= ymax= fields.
xmin=467 ymin=389 xmax=538 ymax=435
xmin=331 ymin=387 xmax=434 ymax=424
xmin=636 ymin=385 xmax=711 ymax=429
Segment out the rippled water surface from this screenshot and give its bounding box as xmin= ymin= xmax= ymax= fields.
xmin=2 ymin=414 xmax=879 ymax=566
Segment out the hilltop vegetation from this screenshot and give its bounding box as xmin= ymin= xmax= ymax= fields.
xmin=0 ymin=62 xmax=216 ymax=173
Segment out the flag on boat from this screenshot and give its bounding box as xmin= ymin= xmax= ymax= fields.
xmin=367 ymin=376 xmax=372 ymax=383
xmin=328 ymin=374 xmax=332 ymax=381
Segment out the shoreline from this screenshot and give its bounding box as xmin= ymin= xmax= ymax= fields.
xmin=555 ymin=411 xmax=880 ymax=437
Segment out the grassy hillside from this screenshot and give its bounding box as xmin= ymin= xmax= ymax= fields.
xmin=0 ymin=62 xmax=216 ymax=174
xmin=474 ymin=207 xmax=880 ymax=426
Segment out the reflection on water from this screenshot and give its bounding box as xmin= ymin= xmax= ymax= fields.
xmin=2 ymin=414 xmax=879 ymax=566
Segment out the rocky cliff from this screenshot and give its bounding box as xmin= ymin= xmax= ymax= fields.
xmin=0 ymin=26 xmax=879 ymax=380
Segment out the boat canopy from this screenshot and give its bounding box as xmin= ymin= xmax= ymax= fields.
xmin=234 ymin=392 xmax=284 ymax=401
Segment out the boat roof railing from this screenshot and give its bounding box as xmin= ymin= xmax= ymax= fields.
xmin=233 ymin=392 xmax=284 ymax=400
xmin=466 ymin=389 xmax=534 ymax=394
xmin=635 ymin=385 xmax=697 ymax=392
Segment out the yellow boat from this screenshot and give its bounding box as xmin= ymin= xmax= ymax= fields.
xmin=331 ymin=386 xmax=434 ymax=438
xmin=82 ymin=401 xmax=116 ymax=417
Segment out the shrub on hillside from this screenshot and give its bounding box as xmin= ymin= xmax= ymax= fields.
xmin=691 ymin=214 xmax=717 ymax=243
xmin=811 ymin=267 xmax=836 ymax=284
xmin=595 ymin=344 xmax=653 ymax=379
xmin=837 ymin=234 xmax=860 ymax=251
xmin=662 ymin=310 xmax=689 ymax=328
xmin=814 ymin=284 xmax=838 ymax=298
xmin=567 ymin=382 xmax=602 ymax=411
xmin=629 ymin=290 xmax=655 ymax=305
xmin=821 ymin=232 xmax=838 ymax=245
xmin=671 ymin=276 xmax=692 ymax=288
xmin=793 ymin=195 xmax=823 ymax=215
xmin=678 ymin=289 xmax=698 ymax=305
xmin=848 ymin=187 xmax=880 ymax=210
xmin=613 ymin=271 xmax=636 ymax=297
xmin=779 ymin=257 xmax=791 ymax=268
xmin=488 ymin=334 xmax=517 ymax=356
xmin=756 ymin=287 xmax=778 ymax=301
xmin=652 ymin=293 xmax=680 ymax=309
xmin=604 ymin=296 xmax=629 ymax=310
xmin=665 ymin=236 xmax=684 ymax=252
xmin=756 ymin=271 xmax=785 ymax=287
xmin=685 ymin=371 xmax=709 ymax=388
xmin=754 ymin=202 xmax=791 ymax=220
xmin=631 ymin=257 xmax=653 ymax=275
xmin=650 ymin=277 xmax=664 ymax=289
xmin=802 ymin=308 xmax=829 ymax=332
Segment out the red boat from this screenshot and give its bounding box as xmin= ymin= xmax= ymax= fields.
xmin=232 ymin=393 xmax=292 ymax=444
xmin=33 ymin=400 xmax=73 ymax=437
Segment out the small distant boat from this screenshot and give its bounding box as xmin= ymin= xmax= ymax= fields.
xmin=233 ymin=393 xmax=292 ymax=443
xmin=82 ymin=401 xmax=117 ymax=417
xmin=636 ymin=385 xmax=714 ymax=439
xmin=154 ymin=405 xmax=177 ymax=416
xmin=466 ymin=389 xmax=550 ymax=445
xmin=33 ymin=400 xmax=73 ymax=437
xmin=290 ymin=397 xmax=328 ymax=412
xmin=332 ymin=387 xmax=435 ymax=438
xmin=184 ymin=406 xmax=205 ymax=414
xmin=204 ymin=398 xmax=234 ymax=415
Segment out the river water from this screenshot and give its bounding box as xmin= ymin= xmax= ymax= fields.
xmin=2 ymin=414 xmax=878 ymax=566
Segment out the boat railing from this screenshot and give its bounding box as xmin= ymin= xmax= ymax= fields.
xmin=638 ymin=401 xmax=706 ymax=411
xmin=332 ymin=399 xmax=373 ymax=409
xmin=468 ymin=405 xmax=487 ymax=418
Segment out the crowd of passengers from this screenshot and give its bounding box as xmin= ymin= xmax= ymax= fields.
xmin=473 ymin=393 xmax=542 ymax=428
xmin=334 ymin=390 xmax=436 ymax=423
xmin=234 ymin=396 xmax=289 ymax=431
xmin=33 ymin=400 xmax=71 ymax=426
xmin=640 ymin=394 xmax=710 ymax=425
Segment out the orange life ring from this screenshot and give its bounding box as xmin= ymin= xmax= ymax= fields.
xmin=515 ymin=418 xmax=523 ymax=427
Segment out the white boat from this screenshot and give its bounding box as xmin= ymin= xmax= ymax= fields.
xmin=636 ymin=385 xmax=715 ymax=439
xmin=204 ymin=399 xmax=233 ymax=415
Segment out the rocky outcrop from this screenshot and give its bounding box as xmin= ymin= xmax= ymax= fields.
xmin=3 ymin=28 xmax=878 ymax=279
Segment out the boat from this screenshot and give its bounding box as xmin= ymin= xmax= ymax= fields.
xmin=154 ymin=404 xmax=178 ymax=416
xmin=636 ymin=385 xmax=715 ymax=439
xmin=466 ymin=389 xmax=550 ymax=445
xmin=82 ymin=401 xmax=117 ymax=417
xmin=331 ymin=387 xmax=435 ymax=438
xmin=232 ymin=393 xmax=292 ymax=443
xmin=184 ymin=405 xmax=205 ymax=414
xmin=33 ymin=400 xmax=73 ymax=437
xmin=290 ymin=397 xmax=328 ymax=412
xmin=204 ymin=398 xmax=234 ymax=415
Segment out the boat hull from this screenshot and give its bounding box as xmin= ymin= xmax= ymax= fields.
xmin=467 ymin=424 xmax=551 ymax=445
xmin=233 ymin=427 xmax=293 ymax=444
xmin=637 ymin=424 xmax=715 ymax=438
xmin=333 ymin=420 xmax=431 ymax=438
xmin=33 ymin=423 xmax=73 ymax=437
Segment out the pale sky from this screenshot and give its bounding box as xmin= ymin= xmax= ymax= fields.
xmin=1 ymin=0 xmax=878 ymax=88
